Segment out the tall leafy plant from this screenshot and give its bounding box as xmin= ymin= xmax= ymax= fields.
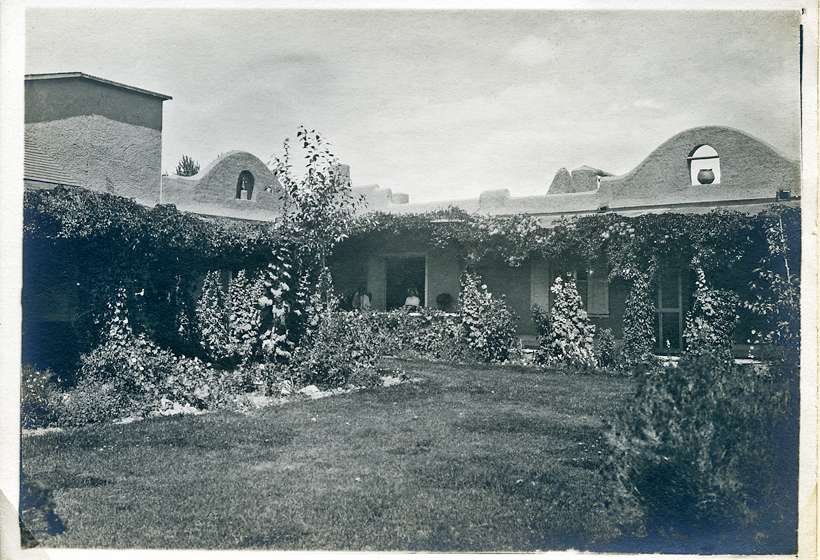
xmin=259 ymin=126 xmax=364 ymax=359
xmin=195 ymin=269 xmax=265 ymax=366
xmin=459 ymin=271 xmax=518 ymax=363
xmin=745 ymin=206 xmax=800 ymax=363
xmin=536 ymin=275 xmax=597 ymax=368
xmin=195 ymin=271 xmax=234 ymax=365
xmin=683 ymin=267 xmax=739 ymax=360
xmin=618 ymin=271 xmax=657 ymax=372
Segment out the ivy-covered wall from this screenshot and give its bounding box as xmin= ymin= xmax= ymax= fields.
xmin=337 ymin=204 xmax=800 ymax=353
xmin=23 ymin=185 xmax=801 ymax=371
xmin=22 ymin=186 xmax=284 ymax=375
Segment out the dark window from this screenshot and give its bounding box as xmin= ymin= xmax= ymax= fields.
xmin=385 ymin=256 xmax=425 ymax=310
xmin=235 ymin=170 xmax=255 ymax=200
xmin=548 ymin=262 xmax=609 ymax=316
xmin=654 ymin=267 xmax=683 ymax=353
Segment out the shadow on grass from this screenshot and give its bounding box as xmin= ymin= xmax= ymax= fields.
xmin=20 ymin=472 xmax=66 ymax=548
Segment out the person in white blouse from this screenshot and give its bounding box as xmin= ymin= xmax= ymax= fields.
xmin=403 ymin=288 xmax=421 ymax=310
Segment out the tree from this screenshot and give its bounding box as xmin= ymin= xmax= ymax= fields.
xmin=269 ymin=126 xmax=363 ymax=264
xmin=175 ymin=155 xmax=200 ymax=177
xmin=259 ymin=126 xmax=364 ymax=360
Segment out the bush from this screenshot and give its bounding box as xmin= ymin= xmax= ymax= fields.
xmin=536 ymin=275 xmax=597 ymax=368
xmin=593 ymin=328 xmax=616 ymax=369
xmin=460 ymin=272 xmax=518 ymax=363
xmin=530 ymin=304 xmax=550 ymax=337
xmin=290 ymin=311 xmax=381 ymax=388
xmin=67 ymin=331 xmax=228 ymax=425
xmin=195 ymin=269 xmax=264 ymax=367
xmin=21 ymin=365 xmax=64 ymax=428
xmin=60 ymin=378 xmax=126 ymax=426
xmin=602 ymin=349 xmax=792 ymax=541
xmin=683 ymin=267 xmax=739 ymax=360
xmin=366 ymin=309 xmax=467 ymax=362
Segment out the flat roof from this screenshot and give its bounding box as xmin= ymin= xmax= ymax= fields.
xmin=25 ymin=72 xmax=172 ymax=101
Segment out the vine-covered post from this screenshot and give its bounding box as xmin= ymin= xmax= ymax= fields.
xmin=618 ymin=265 xmax=657 ymax=372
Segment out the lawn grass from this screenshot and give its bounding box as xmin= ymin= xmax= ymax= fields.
xmin=21 ymin=359 xmax=635 ymax=551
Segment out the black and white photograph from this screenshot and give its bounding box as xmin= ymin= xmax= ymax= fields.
xmin=0 ymin=1 xmax=816 ymax=557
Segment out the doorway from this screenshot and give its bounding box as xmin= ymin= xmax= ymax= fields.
xmin=385 ymin=256 xmax=426 ymax=310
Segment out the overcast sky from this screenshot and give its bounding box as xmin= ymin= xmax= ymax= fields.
xmin=26 ymin=9 xmax=801 ymax=202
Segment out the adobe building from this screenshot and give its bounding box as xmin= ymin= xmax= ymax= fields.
xmin=332 ymin=126 xmax=801 ymax=352
xmin=161 ymin=151 xmax=285 ymax=221
xmin=24 ymin=72 xmax=172 ymax=203
xmin=22 ymin=72 xmax=801 ymax=355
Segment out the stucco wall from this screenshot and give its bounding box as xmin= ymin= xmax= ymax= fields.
xmin=354 ymin=126 xmax=800 ymax=223
xmin=162 ymin=151 xmax=285 ymax=220
xmin=26 ymin=77 xmax=164 ymax=131
xmin=476 ymin=258 xmax=534 ymax=334
xmin=25 ymin=114 xmax=162 ymax=203
xmin=598 ymin=126 xmax=801 ymax=205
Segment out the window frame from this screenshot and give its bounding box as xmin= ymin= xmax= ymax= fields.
xmin=655 ymin=268 xmax=684 ymax=353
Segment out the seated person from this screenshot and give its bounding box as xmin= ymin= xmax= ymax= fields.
xmin=403 ymin=288 xmax=421 ymax=310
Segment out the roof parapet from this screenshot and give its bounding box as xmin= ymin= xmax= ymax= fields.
xmin=25 ymin=72 xmax=172 ymax=100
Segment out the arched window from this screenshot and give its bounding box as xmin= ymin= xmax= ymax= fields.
xmin=235 ymin=170 xmax=255 ymax=200
xmin=687 ymin=145 xmax=721 ymax=185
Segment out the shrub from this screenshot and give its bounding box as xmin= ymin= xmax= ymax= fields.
xmin=60 ymin=378 xmax=125 ymax=426
xmin=618 ymin=272 xmax=657 ymax=372
xmin=366 ymin=309 xmax=466 ymax=362
xmin=459 ymin=272 xmax=518 ymax=363
xmin=536 ymin=275 xmax=597 ymax=368
xmin=745 ymin=205 xmax=801 ymax=362
xmin=290 ymin=311 xmax=381 ymax=388
xmin=21 ymin=365 xmax=64 ymax=428
xmin=67 ymin=335 xmax=231 ymax=426
xmin=226 ymin=269 xmax=265 ymax=362
xmin=592 ymin=328 xmax=616 ymax=369
xmin=602 ymin=349 xmax=792 ymax=540
xmin=683 ymin=267 xmax=739 ymax=360
xmin=67 ymin=289 xmax=229 ymax=425
xmin=194 ymin=270 xmax=234 ymax=364
xmin=530 ymin=304 xmax=550 ymax=337
xmin=247 ymin=361 xmax=297 ymax=397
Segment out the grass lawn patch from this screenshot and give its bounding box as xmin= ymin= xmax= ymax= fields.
xmin=22 ymin=359 xmax=634 ymax=551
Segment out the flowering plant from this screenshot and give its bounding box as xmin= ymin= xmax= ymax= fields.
xmin=459 ymin=272 xmax=518 ymax=363
xmin=535 ymin=275 xmax=597 ymax=368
